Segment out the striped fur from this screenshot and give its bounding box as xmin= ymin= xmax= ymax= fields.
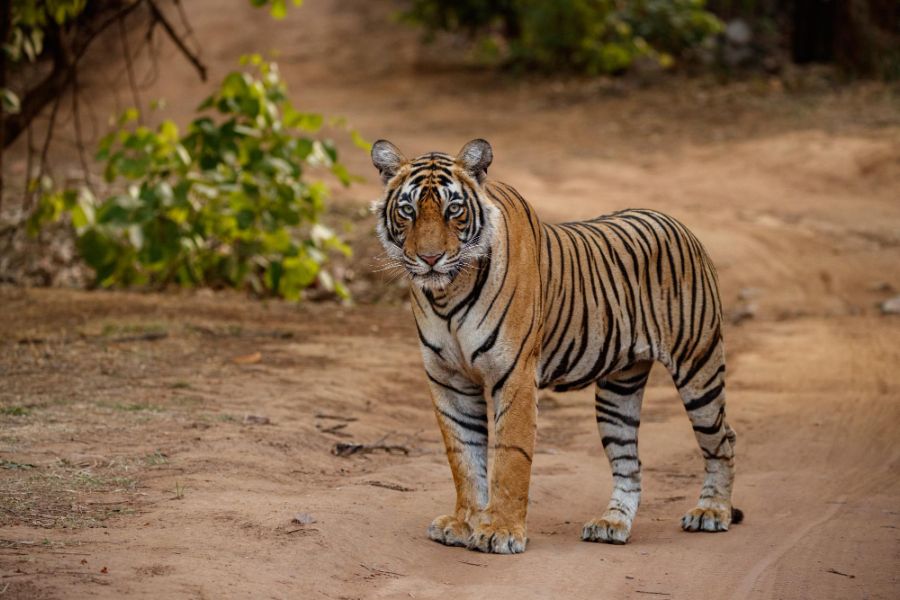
xmin=371 ymin=139 xmax=740 ymax=554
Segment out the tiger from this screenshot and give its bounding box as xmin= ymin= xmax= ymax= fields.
xmin=370 ymin=139 xmax=742 ymax=554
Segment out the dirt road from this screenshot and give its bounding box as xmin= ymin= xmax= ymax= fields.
xmin=2 ymin=1 xmax=899 ymax=598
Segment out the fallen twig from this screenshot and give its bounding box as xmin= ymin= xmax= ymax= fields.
xmin=109 ymin=332 xmax=168 ymax=343
xmin=2 ymin=570 xmax=94 ymax=578
xmin=459 ymin=560 xmax=487 ymax=568
xmin=635 ymin=592 xmax=671 ymax=596
xmin=332 ymin=441 xmax=409 ymax=457
xmin=360 ymin=564 xmax=404 ymax=578
xmin=0 ymin=540 xmax=38 ymax=547
xmin=366 ymin=480 xmax=414 ymax=492
xmin=315 ymin=413 xmax=358 ymax=422
xmin=317 ymin=422 xmax=349 ymax=435
xmin=825 ymin=568 xmax=855 ymax=579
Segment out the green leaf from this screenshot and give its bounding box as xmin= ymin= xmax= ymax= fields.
xmin=119 ymin=107 xmax=141 ymax=125
xmin=284 ymin=107 xmax=323 ymax=132
xmin=1 ymin=88 xmax=21 ymax=114
xmin=270 ymin=0 xmax=287 ymax=19
xmin=350 ymin=130 xmax=372 ymax=152
xmin=77 ymin=229 xmax=117 ymax=271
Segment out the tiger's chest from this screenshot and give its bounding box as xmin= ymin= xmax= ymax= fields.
xmin=412 ymin=305 xmax=514 ymax=388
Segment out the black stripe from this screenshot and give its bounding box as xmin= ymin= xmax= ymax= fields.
xmin=426 ymin=371 xmax=481 ymax=397
xmin=683 ymin=382 xmax=724 ymax=412
xmin=436 ymin=407 xmax=488 ymax=437
xmin=677 ymin=336 xmax=720 ymax=389
xmin=692 ymin=406 xmax=724 ymax=435
xmin=595 ymin=404 xmax=641 ymax=428
xmin=494 ymin=444 xmax=533 ymax=463
xmin=600 ymin=380 xmax=646 ymax=396
xmin=471 ymin=293 xmax=514 ymax=363
xmin=491 ymin=315 xmax=536 ymax=398
xmin=601 ymin=435 xmax=636 ymax=448
xmin=415 ymin=321 xmax=442 ymax=357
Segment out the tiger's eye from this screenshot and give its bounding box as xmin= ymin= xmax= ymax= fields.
xmin=447 ymin=202 xmax=464 ymax=218
xmin=399 ymin=204 xmax=415 ymax=219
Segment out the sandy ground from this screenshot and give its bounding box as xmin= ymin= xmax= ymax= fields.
xmin=2 ymin=1 xmax=900 ymax=598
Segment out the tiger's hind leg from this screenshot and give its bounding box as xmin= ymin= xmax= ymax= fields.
xmin=582 ymin=361 xmax=653 ymax=545
xmin=673 ymin=338 xmax=738 ymax=532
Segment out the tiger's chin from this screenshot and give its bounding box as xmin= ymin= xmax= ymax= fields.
xmin=411 ymin=271 xmax=455 ymax=291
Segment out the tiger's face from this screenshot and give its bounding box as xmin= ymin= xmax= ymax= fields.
xmin=371 ymin=139 xmax=498 ymax=291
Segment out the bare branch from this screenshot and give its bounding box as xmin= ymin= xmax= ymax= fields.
xmin=118 ymin=15 xmax=144 ymax=123
xmin=147 ymin=0 xmax=208 ymax=81
xmin=71 ymin=64 xmax=96 ymax=197
xmin=24 ymin=124 xmax=35 ymax=208
xmin=140 ymin=18 xmax=162 ymax=89
xmin=173 ymin=0 xmax=201 ymax=54
xmin=28 ymin=91 xmax=64 ymax=212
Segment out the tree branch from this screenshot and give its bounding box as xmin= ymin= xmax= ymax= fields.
xmin=2 ymin=0 xmax=146 ymax=150
xmin=118 ymin=16 xmax=144 ymax=122
xmin=147 ymin=0 xmax=207 ymax=81
xmin=71 ymin=64 xmax=95 ymax=197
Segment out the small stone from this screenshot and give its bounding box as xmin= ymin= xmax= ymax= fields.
xmin=243 ymin=414 xmax=271 ymax=425
xmin=232 ymin=351 xmax=262 ymax=365
xmin=738 ymin=287 xmax=762 ymax=301
xmin=292 ymin=512 xmax=316 ymax=525
xmin=730 ymin=303 xmax=757 ymax=325
xmin=879 ymin=296 xmax=900 ymax=315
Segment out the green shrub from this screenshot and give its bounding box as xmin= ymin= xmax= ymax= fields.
xmin=402 ymin=0 xmax=723 ymax=74
xmin=30 ymin=56 xmax=364 ymax=300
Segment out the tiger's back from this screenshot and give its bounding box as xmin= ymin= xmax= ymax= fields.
xmin=538 ymin=207 xmax=724 ymax=392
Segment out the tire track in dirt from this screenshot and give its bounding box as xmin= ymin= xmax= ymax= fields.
xmin=733 ymin=496 xmax=848 ymax=599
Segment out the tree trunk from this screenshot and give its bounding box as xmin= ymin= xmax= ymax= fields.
xmin=1 ymin=0 xmax=11 ymax=209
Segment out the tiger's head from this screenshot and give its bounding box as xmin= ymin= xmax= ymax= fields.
xmin=370 ymin=139 xmax=499 ymax=291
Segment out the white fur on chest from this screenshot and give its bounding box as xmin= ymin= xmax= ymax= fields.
xmin=414 ymin=305 xmax=513 ymax=390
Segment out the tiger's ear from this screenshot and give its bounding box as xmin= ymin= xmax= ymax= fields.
xmin=456 ymin=139 xmax=493 ymax=184
xmin=371 ymin=140 xmax=407 ymax=184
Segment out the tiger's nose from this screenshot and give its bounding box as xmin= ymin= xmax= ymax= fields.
xmin=418 ymin=253 xmax=443 ymax=266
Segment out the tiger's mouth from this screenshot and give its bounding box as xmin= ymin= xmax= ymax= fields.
xmin=411 ymin=271 xmax=454 ymax=290
xmin=401 ymin=250 xmax=463 ymax=289
xmin=408 ymin=261 xmax=462 ymax=290
xmin=403 ymin=241 xmax=490 ymax=291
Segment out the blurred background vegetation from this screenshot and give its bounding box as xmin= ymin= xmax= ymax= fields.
xmin=1 ymin=0 xmax=897 ymax=301
xmin=403 ymin=0 xmax=899 ymax=78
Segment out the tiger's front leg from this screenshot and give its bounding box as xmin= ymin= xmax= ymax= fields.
xmin=467 ymin=362 xmax=537 ymax=554
xmin=426 ymin=377 xmax=489 ymax=548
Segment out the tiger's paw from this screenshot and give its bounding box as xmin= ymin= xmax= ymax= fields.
xmin=467 ymin=522 xmax=527 ymax=554
xmin=681 ymin=504 xmax=732 ymax=532
xmin=427 ymin=514 xmax=471 ymax=547
xmin=581 ymin=516 xmax=632 ymax=545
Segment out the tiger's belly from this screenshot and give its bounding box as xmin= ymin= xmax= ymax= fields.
xmin=537 ymin=321 xmax=658 ymax=391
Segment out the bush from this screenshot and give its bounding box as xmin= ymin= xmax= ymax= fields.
xmin=403 ymin=0 xmax=723 ymax=74
xmin=30 ymin=56 xmax=363 ymax=300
